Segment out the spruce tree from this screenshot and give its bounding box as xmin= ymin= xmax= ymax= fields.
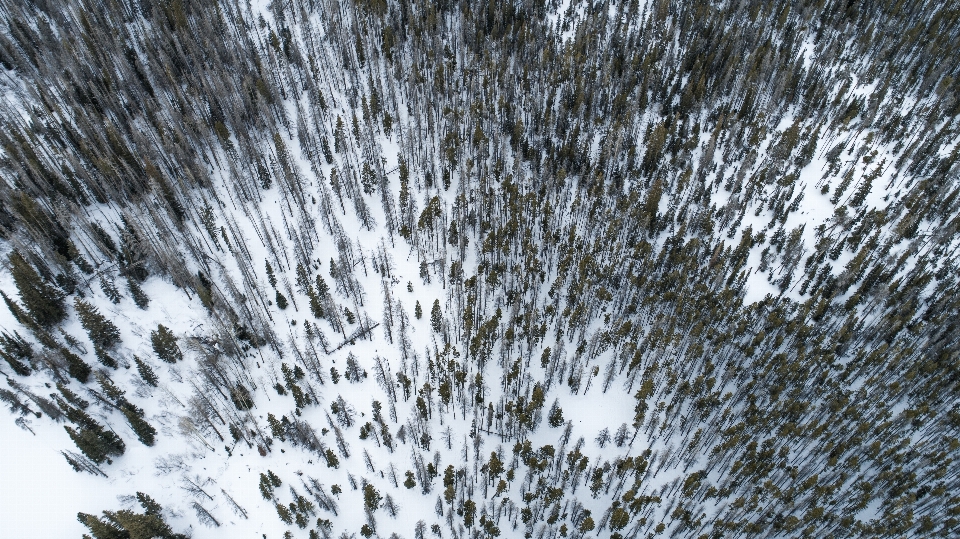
xmin=65 ymin=423 xmax=125 ymax=464
xmin=126 ymin=276 xmax=149 ymax=309
xmin=0 ymin=331 xmax=32 ymax=376
xmin=404 ymin=471 xmax=416 ymax=489
xmin=136 ymin=492 xmax=162 ymax=516
xmin=134 ymin=356 xmax=158 ymax=386
xmin=78 ymin=496 xmax=186 ymax=539
xmin=122 ymin=405 xmax=156 ymax=446
xmin=60 ymin=347 xmax=92 ymax=383
xmin=548 ymin=400 xmax=564 ymax=427
xmin=363 ymin=483 xmax=382 ymax=512
xmin=430 ymin=300 xmax=443 ymax=333
xmin=266 ymin=260 xmax=277 ymax=288
xmin=9 ymin=251 xmax=66 ymax=326
xmin=150 ymin=325 xmax=182 ymax=363
xmin=106 ymin=509 xmax=171 ymax=538
xmin=99 ymin=276 xmax=122 ymax=304
xmin=1 ymin=291 xmax=31 ymax=327
xmin=0 ymin=349 xmax=30 ymax=376
xmin=76 ymin=512 xmax=126 ymax=539
xmin=95 ymin=345 xmax=118 ymax=369
xmin=75 ymin=298 xmax=121 ymax=349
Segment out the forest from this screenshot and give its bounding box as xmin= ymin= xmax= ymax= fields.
xmin=0 ymin=0 xmax=958 ymax=537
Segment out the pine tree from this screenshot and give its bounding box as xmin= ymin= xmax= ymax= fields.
xmin=276 ymin=290 xmax=289 ymax=309
xmin=415 ymin=301 xmax=422 ymax=319
xmin=9 ymin=251 xmax=65 ymax=326
xmin=548 ymin=400 xmax=564 ymax=427
xmin=363 ymin=483 xmax=382 ymax=512
xmin=404 ymin=471 xmax=417 ymax=489
xmin=430 ymin=300 xmax=443 ymax=333
xmin=136 ymin=492 xmax=162 ymax=516
xmin=99 ymin=276 xmax=122 ymax=304
xmin=107 ymin=509 xmax=172 ymax=539
xmin=61 ymin=347 xmax=92 ymax=383
xmin=122 ymin=405 xmax=156 ymax=446
xmin=65 ymin=423 xmax=125 ymax=464
xmin=150 ymin=324 xmax=181 ymax=363
xmin=95 ymin=345 xmax=119 ymax=369
xmin=462 ymin=499 xmax=476 ymax=528
xmin=1 ymin=291 xmax=31 ymax=327
xmin=126 ymin=276 xmax=149 ymax=309
xmin=134 ymin=356 xmax=158 ymax=386
xmin=0 ymin=331 xmax=32 ymax=376
xmin=76 ymin=512 xmax=126 ymax=539
xmin=78 ymin=496 xmax=184 ymax=539
xmin=266 ymin=260 xmax=277 ymax=288
xmin=75 ymin=298 xmax=121 ymax=349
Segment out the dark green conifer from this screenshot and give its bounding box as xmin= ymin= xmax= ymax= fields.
xmin=75 ymin=298 xmax=121 ymax=349
xmin=99 ymin=276 xmax=121 ymax=304
xmin=134 ymin=356 xmax=158 ymax=386
xmin=126 ymin=277 xmax=149 ymax=309
xmin=1 ymin=290 xmax=31 ymax=327
xmin=9 ymin=251 xmax=65 ymax=326
xmin=64 ymin=423 xmax=125 ymax=464
xmin=122 ymin=405 xmax=156 ymax=446
xmin=0 ymin=331 xmax=32 ymax=375
xmin=136 ymin=492 xmax=162 ymax=516
xmin=430 ymin=299 xmax=443 ymax=332
xmin=150 ymin=325 xmax=181 ymax=363
xmin=95 ymin=345 xmax=118 ymax=369
xmin=76 ymin=512 xmax=126 ymax=539
xmin=60 ymin=347 xmax=92 ymax=383
xmin=548 ymin=400 xmax=564 ymax=427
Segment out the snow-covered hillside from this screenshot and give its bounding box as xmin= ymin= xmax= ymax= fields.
xmin=1 ymin=0 xmax=959 ymax=538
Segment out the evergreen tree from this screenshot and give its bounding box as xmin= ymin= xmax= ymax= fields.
xmin=265 ymin=260 xmax=278 ymax=288
xmin=99 ymin=276 xmax=122 ymax=304
xmin=65 ymin=423 xmax=125 ymax=464
xmin=105 ymin=509 xmax=172 ymax=539
xmin=76 ymin=512 xmax=126 ymax=539
xmin=75 ymin=298 xmax=121 ymax=349
xmin=78 ymin=495 xmax=186 ymax=539
xmin=150 ymin=325 xmax=181 ymax=363
xmin=61 ymin=347 xmax=92 ymax=383
xmin=430 ymin=300 xmax=442 ymax=332
xmin=1 ymin=291 xmax=31 ymax=327
xmin=126 ymin=276 xmax=149 ymax=309
xmin=95 ymin=345 xmax=118 ymax=369
xmin=9 ymin=251 xmax=65 ymax=326
xmin=548 ymin=400 xmax=564 ymax=427
xmin=134 ymin=356 xmax=158 ymax=386
xmin=122 ymin=405 xmax=156 ymax=446
xmin=363 ymin=483 xmax=382 ymax=512
xmin=0 ymin=331 xmax=32 ymax=376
